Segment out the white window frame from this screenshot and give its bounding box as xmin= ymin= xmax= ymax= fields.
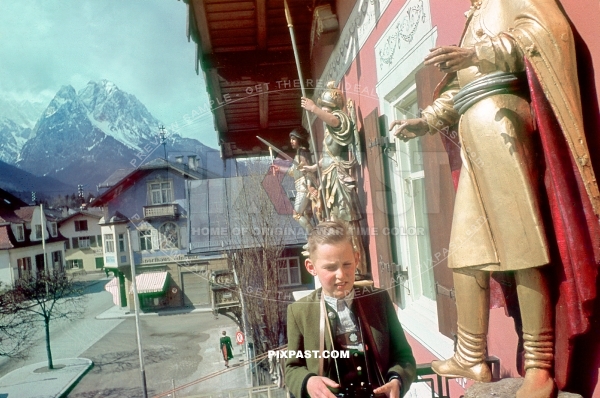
xmin=149 ymin=181 xmax=173 ymax=205
xmin=390 ymin=94 xmax=435 ymax=303
xmin=104 ymin=234 xmax=115 ymax=253
xmin=78 ymin=236 xmax=91 ymax=249
xmin=139 ymin=230 xmax=153 ymax=251
xmin=35 ymin=224 xmax=43 ymax=240
xmin=49 ymin=222 xmax=58 ymax=237
xmin=375 ymin=19 xmax=455 ymax=359
xmin=15 ymin=224 xmax=24 ymax=242
xmin=277 ymin=256 xmax=301 ymax=287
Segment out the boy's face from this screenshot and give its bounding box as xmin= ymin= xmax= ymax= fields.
xmin=305 ymin=240 xmax=358 ymax=299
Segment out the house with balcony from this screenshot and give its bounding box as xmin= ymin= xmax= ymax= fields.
xmin=92 ymin=156 xmax=229 ymax=311
xmin=92 ymin=154 xmax=312 ymax=315
xmin=58 ymin=209 xmax=105 ymax=274
xmin=0 ymin=188 xmax=67 ymax=286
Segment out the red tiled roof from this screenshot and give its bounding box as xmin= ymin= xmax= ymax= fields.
xmin=0 ymin=209 xmax=24 ymax=223
xmin=14 ymin=207 xmax=35 ymax=222
xmin=0 ymin=226 xmax=15 ymax=249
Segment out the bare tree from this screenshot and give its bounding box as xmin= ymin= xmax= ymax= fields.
xmin=8 ymin=269 xmax=87 ymax=369
xmin=0 ymin=283 xmax=36 ymax=358
xmin=226 ymin=160 xmax=292 ymax=357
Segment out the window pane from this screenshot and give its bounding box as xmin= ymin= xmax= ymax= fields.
xmin=104 ymin=234 xmax=115 ymax=253
xmin=290 ymin=269 xmax=300 ymax=284
xmin=152 ymin=191 xmax=161 ymax=204
xmin=79 ymin=237 xmax=90 ymax=248
xmin=140 ymin=230 xmax=152 ymax=251
xmin=16 ymin=226 xmax=24 ymax=241
xmin=118 ymin=234 xmax=125 ymax=252
xmin=412 ymin=178 xmax=435 ymax=300
xmin=278 ymin=269 xmax=287 ymax=285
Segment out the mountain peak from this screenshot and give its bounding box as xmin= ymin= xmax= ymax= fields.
xmin=54 ymin=85 xmax=77 ymax=99
xmin=43 ymin=85 xmax=78 ymax=118
xmin=99 ymin=79 xmax=118 ymax=93
xmin=83 ymin=79 xmax=119 ymax=93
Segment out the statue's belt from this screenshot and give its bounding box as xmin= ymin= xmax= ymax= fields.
xmin=453 ymin=71 xmax=528 ymax=115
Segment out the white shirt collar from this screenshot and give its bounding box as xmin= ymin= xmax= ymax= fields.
xmin=323 ymin=288 xmax=355 ymax=310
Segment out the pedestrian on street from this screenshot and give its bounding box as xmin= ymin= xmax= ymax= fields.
xmin=220 ymin=331 xmax=233 ymax=368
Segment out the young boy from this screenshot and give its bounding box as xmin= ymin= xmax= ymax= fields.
xmin=285 ymin=221 xmax=416 ymax=397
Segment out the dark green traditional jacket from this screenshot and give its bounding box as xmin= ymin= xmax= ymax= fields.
xmin=285 ymin=287 xmax=416 ymax=397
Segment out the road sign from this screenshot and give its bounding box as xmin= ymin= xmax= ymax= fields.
xmin=236 ymin=331 xmax=244 ymax=345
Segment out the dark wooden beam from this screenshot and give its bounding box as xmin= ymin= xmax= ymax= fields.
xmin=259 ymin=85 xmax=269 ymax=129
xmin=190 ymin=0 xmax=212 ymax=54
xmin=257 ymin=0 xmax=267 ymax=50
xmin=206 ymin=69 xmax=229 ymax=134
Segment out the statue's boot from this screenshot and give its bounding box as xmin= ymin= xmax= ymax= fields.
xmin=432 ymin=270 xmax=492 ymax=382
xmin=515 ymin=268 xmax=557 ymax=398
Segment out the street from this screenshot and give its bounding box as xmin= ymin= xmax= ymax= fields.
xmin=69 ymin=309 xmax=248 ymax=397
xmin=0 ymin=275 xmax=249 ymax=397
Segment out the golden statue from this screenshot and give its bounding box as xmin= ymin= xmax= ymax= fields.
xmin=301 ymin=82 xmax=367 ymax=275
xmin=390 ymin=1 xmax=600 ymax=397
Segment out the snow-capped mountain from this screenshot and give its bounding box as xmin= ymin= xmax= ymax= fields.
xmin=0 ymin=97 xmax=45 ymax=129
xmin=0 ymin=118 xmax=31 ymax=164
xmin=77 ymin=80 xmax=160 ymax=151
xmin=13 ymin=80 xmax=224 ymax=188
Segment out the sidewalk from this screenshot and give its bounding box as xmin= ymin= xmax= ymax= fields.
xmin=0 ymin=358 xmax=93 ymax=398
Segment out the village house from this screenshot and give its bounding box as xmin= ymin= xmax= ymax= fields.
xmin=0 ymin=188 xmax=67 ymax=286
xmin=91 ymin=156 xmax=226 ymax=311
xmin=58 ymin=209 xmax=105 ymax=274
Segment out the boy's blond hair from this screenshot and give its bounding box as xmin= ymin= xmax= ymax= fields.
xmin=307 ymin=220 xmax=353 ymax=258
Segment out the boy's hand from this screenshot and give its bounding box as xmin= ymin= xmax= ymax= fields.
xmin=373 ymin=378 xmax=402 ymax=398
xmin=306 ymin=376 xmax=339 ymax=398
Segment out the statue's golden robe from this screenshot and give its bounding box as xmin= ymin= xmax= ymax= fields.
xmin=422 ymin=0 xmax=600 ymax=271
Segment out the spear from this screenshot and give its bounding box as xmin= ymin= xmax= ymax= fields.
xmin=284 ymin=0 xmax=329 ymax=219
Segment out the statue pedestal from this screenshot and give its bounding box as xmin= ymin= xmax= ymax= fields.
xmin=464 ymin=378 xmax=582 ymax=398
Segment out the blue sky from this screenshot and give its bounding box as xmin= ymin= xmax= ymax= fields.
xmin=0 ymin=0 xmax=218 ymax=148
